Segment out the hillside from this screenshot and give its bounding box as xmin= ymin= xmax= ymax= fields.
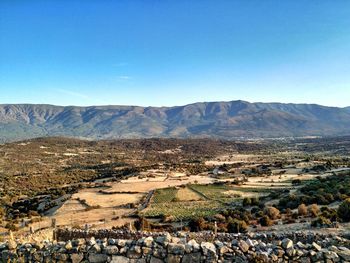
xmin=0 ymin=101 xmax=350 ymax=142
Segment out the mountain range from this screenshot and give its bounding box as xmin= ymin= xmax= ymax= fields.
xmin=0 ymin=101 xmax=350 ymax=142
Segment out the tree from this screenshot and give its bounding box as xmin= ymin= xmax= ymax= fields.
xmin=298 ymin=204 xmax=308 ymax=216
xmin=338 ymin=198 xmax=350 ymax=222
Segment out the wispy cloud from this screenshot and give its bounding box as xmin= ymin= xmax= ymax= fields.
xmin=117 ymin=75 xmax=132 ymax=80
xmin=55 ymin=88 xmax=90 ymax=99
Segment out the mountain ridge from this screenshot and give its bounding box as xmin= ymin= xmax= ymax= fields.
xmin=1 ymin=100 xmax=350 ymax=142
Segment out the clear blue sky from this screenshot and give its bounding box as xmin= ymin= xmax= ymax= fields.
xmin=1 ymin=0 xmax=350 ymax=107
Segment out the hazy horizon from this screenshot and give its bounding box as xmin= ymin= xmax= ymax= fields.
xmin=0 ymin=99 xmax=349 ymax=109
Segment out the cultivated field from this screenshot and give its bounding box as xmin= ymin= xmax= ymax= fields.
xmin=1 ymin=137 xmax=350 ymax=240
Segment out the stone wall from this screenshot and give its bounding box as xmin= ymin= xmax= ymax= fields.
xmin=1 ymin=230 xmax=350 ymax=262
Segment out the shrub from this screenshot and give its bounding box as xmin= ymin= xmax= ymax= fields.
xmin=311 ymin=216 xmax=331 ymax=228
xmin=259 ymin=215 xmax=273 ymax=227
xmin=292 ymin=179 xmax=302 ymax=185
xmin=5 ymin=222 xmax=18 ymax=231
xmin=213 ymin=214 xmax=226 ymax=222
xmin=265 ymin=207 xmax=280 ymax=220
xmin=227 ymin=219 xmax=248 ymax=233
xmin=338 ymin=198 xmax=350 ymax=222
xmin=242 ymin=197 xmax=251 ymax=207
xmin=285 ymin=208 xmax=292 ymax=216
xmin=188 ymin=217 xmax=207 ymax=232
xmin=251 ymin=197 xmax=259 ymax=206
xmin=298 ymin=204 xmax=308 ymax=216
xmin=308 ymin=204 xmax=320 ymax=217
xmin=28 ymin=210 xmax=40 ymax=217
xmin=320 ymin=207 xmax=338 ymax=222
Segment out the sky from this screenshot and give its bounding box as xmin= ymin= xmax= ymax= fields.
xmin=0 ymin=0 xmax=350 ymax=107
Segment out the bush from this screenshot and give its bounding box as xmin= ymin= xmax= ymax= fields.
xmin=242 ymin=197 xmax=251 ymax=207
xmin=308 ymin=204 xmax=320 ymax=217
xmin=188 ymin=217 xmax=207 ymax=232
xmin=5 ymin=222 xmax=18 ymax=231
xmin=213 ymin=214 xmax=226 ymax=222
xmin=251 ymin=197 xmax=259 ymax=206
xmin=311 ymin=216 xmax=331 ymax=228
xmin=227 ymin=219 xmax=248 ymax=233
xmin=338 ymin=198 xmax=350 ymax=222
xmin=292 ymin=179 xmax=302 ymax=185
xmin=320 ymin=207 xmax=338 ymax=222
xmin=265 ymin=207 xmax=280 ymax=220
xmin=28 ymin=210 xmax=40 ymax=217
xmin=259 ymin=215 xmax=273 ymax=227
xmin=298 ymin=204 xmax=308 ymax=216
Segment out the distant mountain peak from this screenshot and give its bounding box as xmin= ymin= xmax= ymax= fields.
xmin=0 ymin=101 xmax=350 ymax=142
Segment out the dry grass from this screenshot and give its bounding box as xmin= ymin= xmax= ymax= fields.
xmin=105 ymin=175 xmax=214 ymax=193
xmin=175 ymin=187 xmax=203 ymax=201
xmin=73 ymin=190 xmax=143 ymax=208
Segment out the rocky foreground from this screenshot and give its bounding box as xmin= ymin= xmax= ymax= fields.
xmin=1 ymin=231 xmax=350 ymax=262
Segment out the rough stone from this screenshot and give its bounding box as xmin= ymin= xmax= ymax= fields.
xmin=105 ymin=245 xmax=119 ymax=255
xmin=71 ymin=253 xmax=84 ymax=263
xmin=166 ymin=253 xmax=182 ymax=263
xmin=127 ymin=246 xmax=142 ymax=259
xmin=149 ymin=256 xmax=164 ymax=263
xmin=312 ymin=242 xmax=322 ymax=251
xmin=201 ymin=242 xmax=217 ymax=256
xmin=143 ymin=237 xmax=153 ymax=248
xmin=117 ymin=240 xmax=127 ymax=247
xmin=182 ymin=252 xmax=201 ymax=263
xmin=7 ymin=240 xmax=17 ymax=250
xmin=281 ymin=238 xmax=293 ymax=250
xmin=167 ymin=243 xmax=185 ymax=255
xmin=88 ymin=253 xmax=109 ymax=263
xmin=111 ymin=255 xmax=130 ymax=263
xmin=338 ymin=250 xmax=350 ymax=261
xmin=153 ymin=247 xmax=167 ymax=258
xmin=238 ymin=240 xmax=250 ymax=253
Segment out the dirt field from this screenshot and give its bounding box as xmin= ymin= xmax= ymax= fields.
xmin=105 ymin=174 xmax=214 ymax=193
xmin=204 ymin=154 xmax=257 ymax=165
xmin=72 ymin=190 xmax=143 ymax=208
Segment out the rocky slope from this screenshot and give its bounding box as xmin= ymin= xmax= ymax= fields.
xmin=1 ymin=101 xmax=350 ymax=142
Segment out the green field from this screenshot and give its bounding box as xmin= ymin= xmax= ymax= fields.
xmin=152 ymin=187 xmax=178 ymax=203
xmin=189 ymin=184 xmax=242 ymax=203
xmin=142 ymin=201 xmax=221 ymax=220
xmin=141 ymin=184 xmax=251 ymax=220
